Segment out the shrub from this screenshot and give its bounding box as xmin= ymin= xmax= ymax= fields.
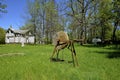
xmin=0 ymin=27 xmax=5 ymax=44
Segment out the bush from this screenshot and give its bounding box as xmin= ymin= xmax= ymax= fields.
xmin=0 ymin=27 xmax=5 ymax=44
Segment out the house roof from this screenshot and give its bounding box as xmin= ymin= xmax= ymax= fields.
xmin=7 ymin=28 xmax=29 ymax=34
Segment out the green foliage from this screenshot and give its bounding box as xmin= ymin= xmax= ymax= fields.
xmin=45 ymin=0 xmax=62 ymax=32
xmin=24 ymin=0 xmax=64 ymax=43
xmin=104 ymin=23 xmax=113 ymax=40
xmin=0 ymin=1 xmax=7 ymax=13
xmin=97 ymin=0 xmax=113 ymax=40
xmin=112 ymin=0 xmax=120 ymax=41
xmin=112 ymin=0 xmax=120 ymax=20
xmin=0 ymin=44 xmax=120 ymax=80
xmin=0 ymin=27 xmax=5 ymax=44
xmin=22 ymin=0 xmax=119 ymax=43
xmin=116 ymin=30 xmax=120 ymax=40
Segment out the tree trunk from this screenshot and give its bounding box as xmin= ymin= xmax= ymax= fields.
xmin=112 ymin=21 xmax=118 ymax=41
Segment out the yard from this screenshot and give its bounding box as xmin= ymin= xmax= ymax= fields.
xmin=0 ymin=44 xmax=120 ymax=80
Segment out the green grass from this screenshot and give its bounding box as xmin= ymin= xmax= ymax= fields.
xmin=0 ymin=44 xmax=120 ymax=80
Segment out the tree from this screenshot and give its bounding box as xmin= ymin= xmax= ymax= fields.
xmin=97 ymin=0 xmax=113 ymax=41
xmin=86 ymin=0 xmax=100 ymax=42
xmin=112 ymin=0 xmax=120 ymax=41
xmin=23 ymin=0 xmax=41 ymax=44
xmin=67 ymin=0 xmax=98 ymax=44
xmin=116 ymin=30 xmax=120 ymax=40
xmin=0 ymin=27 xmax=5 ymax=44
xmin=21 ymin=0 xmax=119 ymax=45
xmin=22 ymin=0 xmax=64 ymax=44
xmin=45 ymin=0 xmax=63 ymax=43
xmin=0 ymin=0 xmax=7 ymax=15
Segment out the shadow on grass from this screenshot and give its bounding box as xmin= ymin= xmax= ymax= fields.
xmin=82 ymin=44 xmax=108 ymax=47
xmin=83 ymin=44 xmax=120 ymax=59
xmin=95 ymin=50 xmax=120 ymax=59
xmin=107 ymin=51 xmax=120 ymax=58
xmin=0 ymin=45 xmax=3 ymax=47
xmin=51 ymin=58 xmax=65 ymax=62
xmin=51 ymin=58 xmax=74 ymax=64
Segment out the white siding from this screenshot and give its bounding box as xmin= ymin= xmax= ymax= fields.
xmin=28 ymin=36 xmax=34 ymax=43
xmin=5 ymin=37 xmax=9 ymax=43
xmin=9 ymin=37 xmax=15 ymax=43
xmin=5 ymin=29 xmax=35 ymax=44
xmin=15 ymin=37 xmax=19 ymax=43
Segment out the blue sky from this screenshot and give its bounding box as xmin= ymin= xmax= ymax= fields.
xmin=0 ymin=0 xmax=27 ymax=30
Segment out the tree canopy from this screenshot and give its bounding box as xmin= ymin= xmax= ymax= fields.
xmin=0 ymin=27 xmax=5 ymax=44
xmin=0 ymin=0 xmax=7 ymax=15
xmin=20 ymin=0 xmax=120 ymax=44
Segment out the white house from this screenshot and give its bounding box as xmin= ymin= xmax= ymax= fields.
xmin=5 ymin=27 xmax=35 ymax=44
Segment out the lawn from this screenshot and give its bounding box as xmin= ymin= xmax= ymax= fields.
xmin=0 ymin=44 xmax=120 ymax=80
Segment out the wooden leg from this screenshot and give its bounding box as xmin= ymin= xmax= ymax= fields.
xmin=74 ymin=53 xmax=79 ymax=66
xmin=72 ymin=52 xmax=75 ymax=67
xmin=72 ymin=42 xmax=78 ymax=66
xmin=56 ymin=50 xmax=59 ymax=61
xmin=68 ymin=42 xmax=75 ymax=66
xmin=71 ymin=41 xmax=78 ymax=67
xmin=50 ymin=46 xmax=57 ymax=60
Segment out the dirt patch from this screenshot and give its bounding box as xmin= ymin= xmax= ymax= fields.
xmin=0 ymin=53 xmax=25 ymax=57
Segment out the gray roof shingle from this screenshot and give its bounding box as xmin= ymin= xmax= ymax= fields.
xmin=8 ymin=28 xmax=29 ymax=34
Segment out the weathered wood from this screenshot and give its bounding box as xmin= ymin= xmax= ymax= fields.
xmin=51 ymin=31 xmax=78 ymax=67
